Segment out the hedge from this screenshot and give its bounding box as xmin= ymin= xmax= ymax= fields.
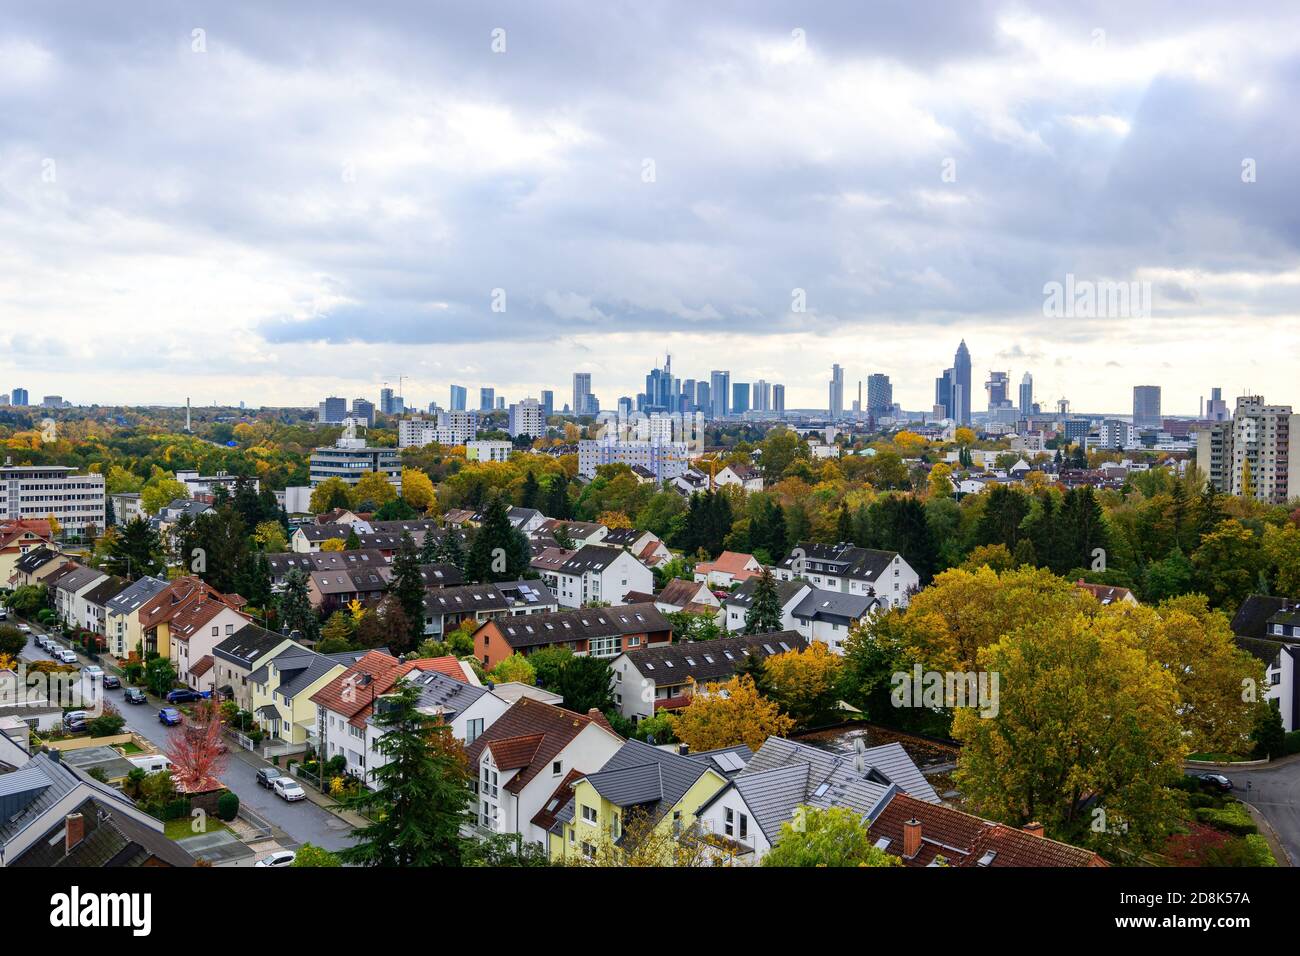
xmin=1194 ymin=802 xmax=1258 ymax=836
xmin=1285 ymin=730 xmax=1300 ymax=756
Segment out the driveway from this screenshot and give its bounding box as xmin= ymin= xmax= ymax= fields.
xmin=19 ymin=623 xmax=355 ymax=853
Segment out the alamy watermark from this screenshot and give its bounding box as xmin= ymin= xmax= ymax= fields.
xmin=891 ymin=663 xmax=1000 ymax=718
xmin=1042 ymin=274 xmax=1152 ymax=319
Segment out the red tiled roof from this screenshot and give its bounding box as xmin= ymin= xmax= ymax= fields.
xmin=465 ymin=697 xmax=622 ymax=794
xmin=189 ymin=655 xmax=214 ymax=677
xmin=487 ymin=733 xmax=545 ymax=770
xmin=869 ymin=794 xmax=1106 ymax=868
xmin=695 ymin=551 xmax=760 ymax=578
xmin=654 ymin=694 xmax=693 ymax=711
xmin=1075 ymin=580 xmax=1135 ymax=604
xmin=531 ymin=768 xmax=586 ymax=831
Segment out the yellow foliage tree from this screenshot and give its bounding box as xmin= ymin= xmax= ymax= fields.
xmin=597 ymin=510 xmax=633 ymax=530
xmin=763 ymin=641 xmax=844 ymax=728
xmin=954 ymin=427 xmax=977 ymax=446
xmin=320 ymin=538 xmax=346 ymax=552
xmin=927 ymin=462 xmax=953 ymax=498
xmin=401 ymin=467 xmax=438 ymax=513
xmin=350 ymin=471 xmax=397 ymax=510
xmin=667 ymin=675 xmax=793 ymax=752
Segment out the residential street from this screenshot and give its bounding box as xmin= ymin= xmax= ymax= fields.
xmin=1218 ymin=760 xmax=1300 ymax=867
xmin=20 ymin=628 xmax=356 ymax=854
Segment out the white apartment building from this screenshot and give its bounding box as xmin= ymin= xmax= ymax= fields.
xmin=577 ymin=437 xmax=690 ymax=482
xmin=398 ymin=410 xmax=479 ymax=448
xmin=466 ymin=440 xmax=513 ymax=463
xmin=1197 ymin=395 xmax=1300 ymax=505
xmin=174 ymin=470 xmax=259 ymax=496
xmin=0 ymin=461 xmax=105 ymax=535
xmin=508 ymin=398 xmax=546 ymax=439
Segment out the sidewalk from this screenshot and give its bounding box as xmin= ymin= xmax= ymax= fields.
xmin=1240 ymin=801 xmax=1293 ymax=866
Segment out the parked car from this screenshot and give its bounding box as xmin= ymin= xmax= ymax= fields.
xmin=165 ymin=688 xmax=203 ymax=704
xmin=1197 ymin=772 xmax=1234 ymax=792
xmin=18 ymin=623 xmax=31 ymax=634
xmin=0 ymin=607 xmax=7 ymax=620
xmin=256 ymin=766 xmax=285 ymax=789
xmin=124 ymin=687 xmax=147 ymax=705
xmin=272 ymin=778 xmax=306 ymax=802
xmin=102 ymin=674 xmax=121 ymax=690
xmin=255 ymin=850 xmax=297 ymax=868
xmin=35 ymin=635 xmax=49 ymax=651
xmin=56 ymin=649 xmax=78 ymax=665
xmin=158 ymin=708 xmax=182 ymax=727
xmin=62 ymin=710 xmax=89 ymax=732
xmin=82 ymin=665 xmax=104 ymax=680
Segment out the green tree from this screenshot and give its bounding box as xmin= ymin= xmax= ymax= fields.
xmin=466 ymin=493 xmax=529 ymax=583
xmin=386 ymin=532 xmax=427 ymax=652
xmin=528 ymin=646 xmax=573 ymax=690
xmin=744 ymin=566 xmax=784 ymax=635
xmin=278 ymin=568 xmax=319 ymax=642
xmin=340 ymin=684 xmax=472 ymax=867
xmin=555 ymin=654 xmax=615 ymax=714
xmin=761 ymin=806 xmax=900 ymax=868
xmin=144 ymin=656 xmax=177 ymax=697
xmin=290 ymin=843 xmax=343 ymax=867
xmin=106 ymin=516 xmax=166 ymax=580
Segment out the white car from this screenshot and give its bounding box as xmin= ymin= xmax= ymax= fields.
xmin=255 ymin=850 xmax=297 ymax=868
xmin=83 ymin=665 xmax=104 ymax=679
xmin=272 ymin=778 xmax=306 ymax=802
xmin=57 ymin=649 xmax=78 ymax=665
xmin=17 ymin=623 xmax=31 ymax=634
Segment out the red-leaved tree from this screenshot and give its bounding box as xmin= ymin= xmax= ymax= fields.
xmin=166 ymin=698 xmax=228 ymax=793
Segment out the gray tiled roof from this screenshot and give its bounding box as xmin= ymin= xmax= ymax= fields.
xmin=696 ymin=737 xmax=939 ymax=844
xmin=722 ymin=575 xmax=808 ymax=610
xmin=622 ymin=631 xmax=806 ymax=686
xmin=105 ymin=575 xmax=171 ymax=617
xmin=778 ymin=542 xmax=899 ymax=582
xmin=791 ymin=589 xmax=881 ymax=624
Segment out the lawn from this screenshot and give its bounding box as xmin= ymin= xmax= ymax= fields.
xmin=163 ymin=817 xmax=232 ymax=841
xmin=118 ymin=741 xmax=144 ymax=755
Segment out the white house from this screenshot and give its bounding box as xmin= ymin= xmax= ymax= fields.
xmin=776 ymin=542 xmax=919 ymax=609
xmin=168 ymin=598 xmax=253 ymax=692
xmin=789 ymin=590 xmax=883 ymax=654
xmin=714 ymin=464 xmax=764 ymax=492
xmin=720 ymin=577 xmax=811 ymax=633
xmin=537 ymin=544 xmax=653 ymax=609
xmin=465 ymin=697 xmax=624 ymax=847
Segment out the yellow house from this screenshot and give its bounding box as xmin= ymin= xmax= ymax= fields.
xmin=545 ymin=739 xmax=745 ymax=863
xmin=249 ymin=645 xmax=346 ymax=750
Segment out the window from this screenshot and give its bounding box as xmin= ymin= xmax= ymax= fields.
xmin=581 ymin=804 xmax=597 ymax=824
xmin=724 ymin=807 xmax=735 ymax=836
xmin=552 ymin=760 xmax=563 ymax=777
xmin=466 ymin=718 xmax=484 ymax=744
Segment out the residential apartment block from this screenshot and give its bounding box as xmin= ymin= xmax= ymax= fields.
xmin=1197 ymin=395 xmax=1300 ymax=505
xmin=0 ymin=460 xmax=105 ymax=534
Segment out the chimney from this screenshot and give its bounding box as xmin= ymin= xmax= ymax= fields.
xmin=903 ymin=818 xmax=922 ymax=858
xmin=1023 ymin=821 xmax=1045 ymax=838
xmin=678 ymin=743 xmax=689 ymax=756
xmin=65 ymin=812 xmax=85 ymax=853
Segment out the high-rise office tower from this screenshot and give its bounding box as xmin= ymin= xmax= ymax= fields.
xmin=953 ymin=341 xmax=972 ymax=425
xmin=680 ymin=378 xmax=696 ymax=413
xmin=828 ymin=364 xmax=844 ymax=418
xmin=573 ymin=373 xmax=592 ymax=418
xmin=379 ymin=387 xmax=395 ymax=415
xmin=1206 ymin=387 xmax=1228 ymax=422
xmin=867 ymin=374 xmax=892 ymax=417
xmin=317 ymin=396 xmax=347 ymax=423
xmin=935 ymin=369 xmax=955 ymax=421
xmin=732 ymin=382 xmax=750 ymax=415
xmin=480 ymin=387 xmax=495 ymax=412
xmin=11 ymin=388 xmax=27 ymax=406
xmin=1019 ymin=373 xmax=1034 ymax=416
xmin=350 ymin=398 xmax=376 ymax=426
xmin=753 ymin=379 xmax=771 ymax=413
xmin=696 ymin=380 xmax=710 ymax=414
xmin=449 ymin=385 xmax=467 ymax=411
xmin=540 ymin=390 xmax=554 ymax=419
xmin=710 ymin=370 xmax=730 ymax=419
xmin=1133 ymin=385 xmax=1162 ymax=429
xmin=986 ymin=371 xmax=1010 ymax=410
xmin=772 ymin=384 xmax=786 ymax=415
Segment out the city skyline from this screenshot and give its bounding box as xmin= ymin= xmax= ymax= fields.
xmin=1 ymin=4 xmax=1298 ymax=411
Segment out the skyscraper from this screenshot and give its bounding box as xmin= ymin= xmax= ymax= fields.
xmin=317 ymin=396 xmax=347 ymax=423
xmin=829 ymin=363 xmax=844 ymax=418
xmin=772 ymin=384 xmax=786 ymax=415
xmin=732 ymin=382 xmax=750 ymax=415
xmin=696 ymin=380 xmax=710 ymax=414
xmin=573 ymin=372 xmax=592 ymax=418
xmin=1133 ymin=385 xmax=1162 ymax=429
xmin=449 ymin=385 xmax=467 ymax=411
xmin=1019 ymin=372 xmax=1034 ymax=416
xmin=753 ymin=379 xmax=771 ymax=413
xmin=541 ymin=390 xmax=554 ymax=419
xmin=480 ymin=387 xmax=495 ymax=412
xmin=866 ymin=374 xmax=892 ymax=417
xmin=985 ymin=371 xmax=1010 ymax=410
xmin=11 ymin=388 xmax=27 ymax=406
xmin=1198 ymin=395 xmax=1300 ymax=505
xmin=710 ymin=370 xmax=730 ymax=419
xmin=954 ymin=340 xmax=972 ymax=425
xmin=350 ymin=398 xmax=376 ymax=425
xmin=935 ymin=369 xmax=955 ymax=420
xmin=1206 ymin=386 xmax=1228 ymax=422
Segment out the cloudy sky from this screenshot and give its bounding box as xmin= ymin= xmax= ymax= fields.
xmin=1 ymin=1 xmax=1297 ymax=414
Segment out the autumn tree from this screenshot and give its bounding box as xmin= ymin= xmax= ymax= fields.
xmin=952 ymin=612 xmax=1186 ymax=852
xmin=165 ymin=699 xmax=228 ymax=794
xmin=490 ymin=652 xmax=536 ymax=685
xmin=401 ymin=467 xmax=438 ymax=513
xmin=350 ymin=471 xmax=397 ymax=511
xmin=763 ymin=641 xmax=843 ymax=729
xmin=1191 ymin=519 xmax=1262 ymax=612
xmin=563 ymin=806 xmax=743 ymax=867
xmin=309 ymin=477 xmax=352 ymax=514
xmin=667 ymin=675 xmax=793 ymax=752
